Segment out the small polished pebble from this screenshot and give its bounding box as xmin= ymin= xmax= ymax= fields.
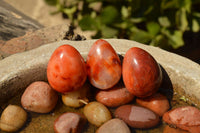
xmin=115 ymin=105 xmax=160 ymax=129
xmin=83 ymin=101 xmax=112 ymax=127
xmin=54 ymin=112 xmax=87 ymax=133
xmin=163 ymin=106 xmax=200 ymax=133
xmin=96 ymin=81 xmax=134 ymax=107
xmin=0 ymin=105 xmax=27 ymax=132
xmin=136 ymin=93 xmax=170 ymax=116
xmin=96 ymin=118 xmax=131 ymax=133
xmin=21 ymin=81 xmax=58 ymax=113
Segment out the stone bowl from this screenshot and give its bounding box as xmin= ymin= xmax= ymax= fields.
xmin=0 ymin=39 xmax=200 ymax=132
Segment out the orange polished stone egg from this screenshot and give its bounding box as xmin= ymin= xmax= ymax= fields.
xmin=47 ymin=45 xmax=87 ymax=93
xmin=86 ymin=39 xmax=122 ymax=89
xmin=122 ymin=47 xmax=162 ymax=98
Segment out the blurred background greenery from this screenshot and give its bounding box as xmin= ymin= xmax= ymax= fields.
xmin=44 ymin=0 xmax=200 ymax=50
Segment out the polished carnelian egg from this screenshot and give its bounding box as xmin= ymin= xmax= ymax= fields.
xmin=122 ymin=47 xmax=162 ymax=98
xmin=86 ymin=39 xmax=121 ymax=89
xmin=47 ymin=45 xmax=87 ymax=93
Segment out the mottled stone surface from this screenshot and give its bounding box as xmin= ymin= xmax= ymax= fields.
xmin=0 ymin=0 xmax=43 ymax=41
xmin=0 ymin=24 xmax=85 ymax=59
xmin=0 ymin=39 xmax=200 ymax=108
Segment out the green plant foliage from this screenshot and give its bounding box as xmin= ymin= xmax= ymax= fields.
xmin=44 ymin=0 xmax=200 ymax=49
xmin=101 ymin=25 xmax=118 ymax=38
xmin=162 ymin=29 xmax=184 ymax=49
xmin=192 ymin=19 xmax=200 ymax=32
xmin=146 ymin=22 xmax=160 ymax=36
xmin=45 ymin=0 xmax=58 ymax=6
xmin=79 ymin=15 xmax=97 ymax=30
xmin=100 ymin=6 xmax=119 ymax=24
xmin=176 ymin=8 xmax=188 ymax=31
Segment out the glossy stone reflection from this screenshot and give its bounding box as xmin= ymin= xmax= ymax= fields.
xmin=86 ymin=39 xmax=122 ymax=89
xmin=122 ymin=47 xmax=162 ymax=98
xmin=95 ymin=81 xmax=134 ymax=107
xmin=115 ymin=105 xmax=160 ymax=129
xmin=136 ymin=93 xmax=170 ymax=116
xmin=47 ymin=45 xmax=87 ymax=93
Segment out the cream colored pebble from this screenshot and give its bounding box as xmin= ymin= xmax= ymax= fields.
xmin=83 ymin=102 xmax=112 ymax=127
xmin=0 ymin=105 xmax=27 ymax=132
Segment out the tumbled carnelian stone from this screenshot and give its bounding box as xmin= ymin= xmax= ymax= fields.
xmin=122 ymin=47 xmax=162 ymax=98
xmin=86 ymin=39 xmax=122 ymax=89
xmin=47 ymin=45 xmax=87 ymax=93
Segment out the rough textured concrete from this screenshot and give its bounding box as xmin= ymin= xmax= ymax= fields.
xmin=0 ymin=0 xmax=43 ymax=41
xmin=4 ymin=0 xmax=67 ymax=27
xmin=4 ymin=0 xmax=95 ymax=39
xmin=0 ymin=24 xmax=85 ymax=59
xmin=0 ymin=39 xmax=200 ymax=107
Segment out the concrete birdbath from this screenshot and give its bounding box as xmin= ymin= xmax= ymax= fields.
xmin=0 ymin=39 xmax=200 ymax=132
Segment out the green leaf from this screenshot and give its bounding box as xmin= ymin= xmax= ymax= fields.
xmin=100 ymin=6 xmax=118 ymax=24
xmin=161 ymin=0 xmax=191 ymax=12
xmin=161 ymin=0 xmax=177 ymax=10
xmin=121 ymin=6 xmax=129 ymax=18
xmin=146 ymin=22 xmax=160 ymax=36
xmin=162 ymin=29 xmax=184 ymax=49
xmin=192 ymin=19 xmax=199 ymax=32
xmin=94 ymin=16 xmax=102 ymax=30
xmin=79 ymin=15 xmax=98 ymax=31
xmin=193 ymin=12 xmax=200 ymax=18
xmin=63 ymin=6 xmax=77 ymax=20
xmin=115 ymin=22 xmax=128 ymax=29
xmin=150 ymin=35 xmax=166 ymax=47
xmin=45 ymin=0 xmax=58 ymax=6
xmin=130 ymin=17 xmax=144 ymax=23
xmin=101 ymin=26 xmax=118 ymax=38
xmin=178 ymin=0 xmax=191 ymax=12
xmin=150 ymin=34 xmax=176 ymax=49
xmin=179 ymin=96 xmax=188 ymax=102
xmin=144 ymin=6 xmax=153 ymax=15
xmin=158 ymin=16 xmax=171 ymax=27
xmin=170 ymin=31 xmax=184 ymax=49
xmin=129 ymin=27 xmax=153 ymax=44
xmin=86 ymin=0 xmax=102 ymax=2
xmin=176 ymin=8 xmax=188 ymax=32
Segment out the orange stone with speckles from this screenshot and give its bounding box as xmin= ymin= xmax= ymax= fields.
xmin=47 ymin=45 xmax=87 ymax=93
xmin=163 ymin=106 xmax=200 ymax=133
xmin=86 ymin=39 xmax=122 ymax=89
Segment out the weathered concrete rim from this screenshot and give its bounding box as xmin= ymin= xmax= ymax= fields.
xmin=0 ymin=39 xmax=200 ymax=107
